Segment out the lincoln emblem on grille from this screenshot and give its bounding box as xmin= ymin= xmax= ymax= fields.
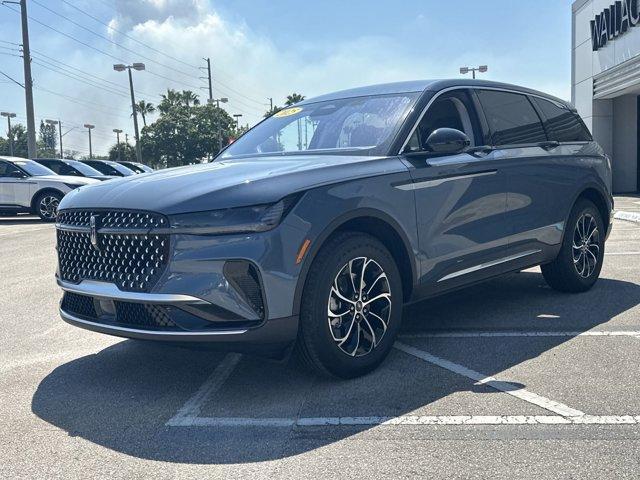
xmin=89 ymin=215 xmax=100 ymax=251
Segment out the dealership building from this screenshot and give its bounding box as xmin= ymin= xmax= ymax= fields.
xmin=572 ymin=0 xmax=640 ymax=192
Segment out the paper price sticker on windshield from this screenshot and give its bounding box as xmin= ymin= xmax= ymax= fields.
xmin=274 ymin=107 xmax=303 ymax=118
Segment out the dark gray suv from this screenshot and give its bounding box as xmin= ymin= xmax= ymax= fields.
xmin=55 ymin=79 xmax=613 ymax=378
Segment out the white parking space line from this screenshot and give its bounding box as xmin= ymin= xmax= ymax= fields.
xmin=606 ymin=252 xmax=640 ymax=255
xmin=174 ymin=415 xmax=640 ymax=427
xmin=167 ymin=353 xmax=242 ymax=427
xmin=394 ymin=342 xmax=584 ymax=417
xmin=399 ymin=331 xmax=640 ymax=339
xmin=0 ymin=226 xmax=53 ymax=237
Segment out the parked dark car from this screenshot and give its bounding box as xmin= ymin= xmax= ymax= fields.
xmin=117 ymin=161 xmax=154 ymax=173
xmin=34 ymin=158 xmax=116 ymax=181
xmin=55 ymin=79 xmax=613 ymax=378
xmin=80 ymin=159 xmax=135 ymax=177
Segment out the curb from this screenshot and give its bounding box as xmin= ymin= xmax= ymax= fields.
xmin=614 ymin=211 xmax=640 ymax=224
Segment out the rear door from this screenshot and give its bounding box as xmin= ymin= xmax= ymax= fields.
xmin=474 ymin=89 xmax=574 ymax=261
xmin=399 ymin=89 xmax=509 ymax=294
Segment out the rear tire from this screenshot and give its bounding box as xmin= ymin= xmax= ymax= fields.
xmin=541 ymin=199 xmax=605 ymax=293
xmin=35 ymin=191 xmax=63 ymax=222
xmin=294 ymin=232 xmax=403 ymax=379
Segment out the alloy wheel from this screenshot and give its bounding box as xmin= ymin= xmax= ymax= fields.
xmin=572 ymin=213 xmax=600 ymax=278
xmin=39 ymin=195 xmax=60 ymax=220
xmin=327 ymin=256 xmax=392 ymax=357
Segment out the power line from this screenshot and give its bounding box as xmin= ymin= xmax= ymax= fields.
xmin=30 ymin=48 xmax=161 ymax=100
xmin=0 ymin=70 xmax=24 ymax=88
xmin=59 ymin=0 xmax=200 ymax=71
xmin=31 ymin=0 xmax=204 ymax=84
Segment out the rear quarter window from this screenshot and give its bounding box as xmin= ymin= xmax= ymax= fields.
xmin=532 ymin=97 xmax=592 ymax=143
xmin=475 ymin=89 xmax=547 ymax=146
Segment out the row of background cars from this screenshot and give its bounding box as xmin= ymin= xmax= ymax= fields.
xmin=0 ymin=156 xmax=153 ymax=221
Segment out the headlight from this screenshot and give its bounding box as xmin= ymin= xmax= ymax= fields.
xmin=168 ymin=194 xmax=301 ymax=235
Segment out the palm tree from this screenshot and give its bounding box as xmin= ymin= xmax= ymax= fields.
xmin=285 ymin=93 xmax=305 ymax=106
xmin=133 ymin=100 xmax=156 ymax=127
xmin=180 ymin=90 xmax=200 ymax=107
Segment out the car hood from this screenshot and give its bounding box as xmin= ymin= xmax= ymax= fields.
xmin=59 ymin=155 xmax=404 ymax=215
xmin=36 ymin=175 xmax=100 ymax=185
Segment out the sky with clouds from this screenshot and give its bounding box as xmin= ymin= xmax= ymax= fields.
xmin=0 ymin=0 xmax=573 ymax=157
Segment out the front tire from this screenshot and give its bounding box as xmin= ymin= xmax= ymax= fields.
xmin=295 ymin=232 xmax=403 ymax=379
xmin=541 ymin=199 xmax=605 ymax=293
xmin=35 ymin=191 xmax=63 ymax=222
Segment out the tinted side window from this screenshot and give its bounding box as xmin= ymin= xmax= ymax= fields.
xmin=532 ymin=97 xmax=592 ymax=142
xmin=0 ymin=162 xmax=22 ymax=177
xmin=406 ymin=90 xmax=480 ymax=152
xmin=41 ymin=161 xmax=62 ymax=174
xmin=476 ymin=90 xmax=547 ymax=146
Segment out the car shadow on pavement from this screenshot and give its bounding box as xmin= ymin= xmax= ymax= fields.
xmin=31 ymin=271 xmax=640 ymax=464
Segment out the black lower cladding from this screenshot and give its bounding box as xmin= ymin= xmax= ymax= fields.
xmin=61 ymin=292 xmax=262 ymax=331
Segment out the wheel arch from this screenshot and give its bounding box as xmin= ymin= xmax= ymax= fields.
xmin=30 ymin=188 xmax=65 ymax=213
xmin=292 ymin=208 xmax=417 ymax=317
xmin=575 ymin=186 xmax=611 ymax=228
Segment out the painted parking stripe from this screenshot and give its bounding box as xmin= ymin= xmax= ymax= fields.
xmin=167 ymin=353 xmax=242 ymax=426
xmin=168 ymin=415 xmax=640 ymax=427
xmin=605 ymin=252 xmax=640 ymax=255
xmin=399 ymin=331 xmax=640 ymax=339
xmin=394 ymin=342 xmax=584 ymax=417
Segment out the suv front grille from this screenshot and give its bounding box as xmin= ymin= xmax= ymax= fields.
xmin=56 ymin=210 xmax=170 ymax=293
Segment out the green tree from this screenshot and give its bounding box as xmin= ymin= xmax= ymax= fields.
xmin=133 ymin=100 xmax=156 ymax=127
xmin=264 ymin=104 xmax=282 ymax=118
xmin=285 ymin=93 xmax=305 ymax=106
xmin=0 ymin=123 xmax=28 ymax=157
xmin=38 ymin=120 xmax=57 ymax=158
xmin=108 ymin=142 xmax=137 ymax=162
xmin=180 ymin=90 xmax=200 ymax=107
xmin=141 ymin=95 xmax=235 ymax=168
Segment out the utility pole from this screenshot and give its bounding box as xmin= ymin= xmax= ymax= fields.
xmin=269 ymin=97 xmax=273 ymax=111
xmin=4 ymin=0 xmax=37 ymax=158
xmin=1 ymin=112 xmax=16 ymax=156
xmin=114 ymin=63 xmax=145 ymax=163
xmin=113 ymin=129 xmax=122 ymax=161
xmin=84 ymin=124 xmax=94 ymax=159
xmin=204 ymin=58 xmax=213 ymax=102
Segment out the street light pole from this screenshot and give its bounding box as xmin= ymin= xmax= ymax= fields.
xmin=84 ymin=124 xmax=95 ymax=159
xmin=113 ymin=129 xmax=122 ymax=161
xmin=1 ymin=112 xmax=16 ymax=156
xmin=209 ymin=97 xmax=228 ymax=153
xmin=460 ymin=65 xmax=488 ymax=79
xmin=233 ymin=114 xmax=243 ymax=129
xmin=45 ymin=119 xmax=62 ymax=158
xmin=114 ymin=63 xmax=145 ymax=164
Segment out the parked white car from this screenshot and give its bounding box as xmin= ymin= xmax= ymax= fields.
xmin=0 ymin=156 xmax=99 ymax=221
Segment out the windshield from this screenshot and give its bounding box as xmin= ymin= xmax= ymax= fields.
xmin=65 ymin=160 xmax=102 ymax=176
xmin=85 ymin=160 xmax=134 ymax=176
xmin=222 ymin=93 xmax=419 ymax=159
xmin=13 ymin=160 xmax=56 ymax=176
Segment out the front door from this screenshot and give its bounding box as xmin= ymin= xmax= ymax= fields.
xmin=0 ymin=161 xmax=33 ymax=207
xmin=399 ymin=89 xmax=509 ymax=295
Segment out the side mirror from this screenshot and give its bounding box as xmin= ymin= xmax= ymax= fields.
xmin=425 ymin=128 xmax=471 ymax=155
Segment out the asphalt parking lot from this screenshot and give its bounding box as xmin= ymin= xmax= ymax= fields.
xmin=1 ymin=197 xmax=640 ymax=479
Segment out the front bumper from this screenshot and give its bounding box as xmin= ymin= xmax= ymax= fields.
xmin=57 ymin=278 xmax=299 ymax=353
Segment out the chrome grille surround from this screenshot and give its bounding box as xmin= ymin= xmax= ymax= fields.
xmin=56 ymin=209 xmax=170 ymax=293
